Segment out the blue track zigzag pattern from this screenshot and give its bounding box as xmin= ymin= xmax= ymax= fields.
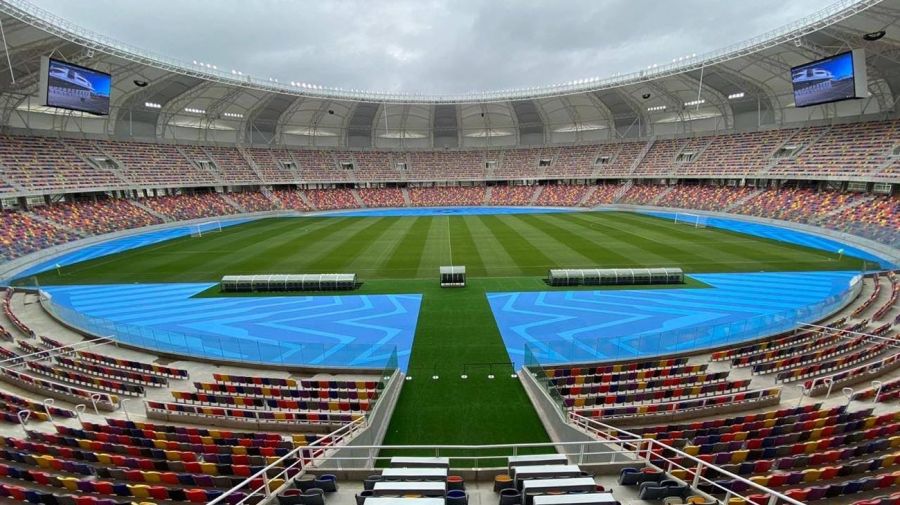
xmin=487 ymin=271 xmax=859 ymax=368
xmin=41 ymin=283 xmax=421 ymax=370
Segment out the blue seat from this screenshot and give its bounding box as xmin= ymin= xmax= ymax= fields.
xmin=314 ymin=474 xmax=337 ymax=493
xmin=843 ymin=480 xmax=864 ymax=495
xmin=826 ymin=483 xmax=844 ymax=498
xmin=205 ymin=490 xmax=224 ymax=502
xmin=447 ymin=490 xmax=467 ymax=505
xmin=113 ymin=483 xmax=130 ymax=496
xmin=638 ymin=480 xmax=691 ymax=500
xmin=24 ymin=489 xmax=40 ymax=504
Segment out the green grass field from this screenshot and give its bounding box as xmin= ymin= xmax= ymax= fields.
xmin=33 ymin=211 xmax=863 ymax=285
xmin=25 ymin=211 xmax=866 ymax=447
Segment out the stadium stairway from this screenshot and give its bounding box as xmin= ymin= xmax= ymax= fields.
xmin=126 ymin=200 xmax=170 ymax=223
xmin=809 ymin=194 xmax=877 ymax=226
xmin=24 ymin=215 xmax=86 ymax=240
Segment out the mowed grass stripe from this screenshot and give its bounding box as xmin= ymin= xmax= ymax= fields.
xmin=611 ymin=213 xmax=817 ymax=267
xmin=344 ymin=217 xmax=419 ymax=277
xmin=555 ymin=213 xmax=675 ymax=267
xmin=415 ymin=217 xmax=450 ymax=278
xmin=305 ymin=217 xmax=398 ymax=274
xmin=476 ymin=215 xmax=556 ymax=275
xmin=463 ymin=215 xmax=524 ymax=277
xmin=507 ymin=214 xmax=605 ymax=268
xmin=449 ymin=216 xmax=488 ymax=276
xmin=382 ymin=217 xmax=432 ymax=279
xmin=612 ymin=213 xmax=857 ymax=270
xmin=189 ymin=218 xmax=348 ymax=275
xmin=58 ymin=218 xmax=313 ymax=282
xmin=565 ymin=213 xmax=738 ymax=270
xmin=525 ymin=213 xmax=635 ymax=267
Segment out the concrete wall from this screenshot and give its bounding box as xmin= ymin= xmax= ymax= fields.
xmin=518 ymin=368 xmax=639 ymax=471
xmin=318 ymin=369 xmax=406 ymax=470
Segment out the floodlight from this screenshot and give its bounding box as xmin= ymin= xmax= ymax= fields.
xmin=863 ymin=30 xmax=886 ymax=41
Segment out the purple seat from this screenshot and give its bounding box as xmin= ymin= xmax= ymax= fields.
xmin=806 ymin=486 xmax=828 ymax=501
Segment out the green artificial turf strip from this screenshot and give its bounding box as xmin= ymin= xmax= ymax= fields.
xmin=379 ymin=278 xmax=552 ymax=462
xmin=19 ymin=211 xmax=869 ymax=451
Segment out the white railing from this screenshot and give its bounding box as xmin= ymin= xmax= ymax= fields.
xmin=207 ymin=415 xmax=369 ymax=505
xmin=209 ymin=417 xmax=807 ymax=505
xmin=568 ymin=413 xmax=806 ymax=505
xmin=0 ymin=0 xmax=880 ymax=103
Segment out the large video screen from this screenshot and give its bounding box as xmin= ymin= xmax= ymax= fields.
xmin=791 ymin=50 xmax=866 ymax=108
xmin=41 ymin=58 xmax=111 ymax=115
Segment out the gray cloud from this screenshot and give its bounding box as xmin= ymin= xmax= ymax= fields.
xmin=30 ymin=0 xmax=826 ymax=94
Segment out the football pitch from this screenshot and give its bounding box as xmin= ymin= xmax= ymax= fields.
xmin=33 ymin=211 xmax=864 ymax=284
xmin=27 ymin=211 xmax=867 ymax=447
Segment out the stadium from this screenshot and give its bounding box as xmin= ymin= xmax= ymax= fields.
xmin=0 ymin=0 xmax=897 ymax=503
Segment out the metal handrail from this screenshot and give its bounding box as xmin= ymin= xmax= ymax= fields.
xmin=208 ymin=416 xmax=807 ymax=505
xmin=206 ymin=415 xmax=367 ymax=505
xmin=568 ymin=413 xmax=806 ymax=505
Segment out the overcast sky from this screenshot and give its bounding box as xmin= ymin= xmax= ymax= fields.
xmin=31 ymin=0 xmax=827 ymax=94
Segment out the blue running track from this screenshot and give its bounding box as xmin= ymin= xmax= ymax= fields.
xmin=640 ymin=210 xmax=894 ymax=269
xmin=487 ymin=271 xmax=860 ymax=368
xmin=41 ymin=283 xmax=421 ymax=370
xmin=13 ymin=218 xmax=256 ymax=280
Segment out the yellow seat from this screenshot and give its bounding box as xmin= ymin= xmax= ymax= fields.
xmin=890 ymin=435 xmax=900 ymax=448
xmin=96 ymin=453 xmax=112 ymax=465
xmin=727 ymin=499 xmax=745 ymax=505
xmin=731 ymin=450 xmax=749 ymax=464
xmin=803 ymin=469 xmax=821 ymax=483
xmin=34 ymin=455 xmax=53 ymax=469
xmin=59 ymin=477 xmax=79 ymax=492
xmin=164 ymin=450 xmax=181 ymax=461
xmin=143 ymin=471 xmax=161 ymax=483
xmin=683 ymin=445 xmax=700 ymax=456
xmin=232 ymin=445 xmax=247 ymax=455
xmin=200 ymin=462 xmax=217 ymax=475
xmin=669 ymin=469 xmax=688 ymax=480
xmin=268 ymin=478 xmax=285 ymax=492
xmin=128 ymin=484 xmax=151 ymax=499
xmin=749 ymin=475 xmax=768 ymax=486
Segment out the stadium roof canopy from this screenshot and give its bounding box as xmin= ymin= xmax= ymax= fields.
xmin=1 ymin=0 xmax=900 ymax=148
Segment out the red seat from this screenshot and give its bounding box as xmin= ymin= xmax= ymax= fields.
xmin=186 ymin=489 xmax=208 ymax=503
xmin=149 ymin=486 xmax=169 ymax=500
xmin=783 ymin=488 xmax=808 ymax=501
